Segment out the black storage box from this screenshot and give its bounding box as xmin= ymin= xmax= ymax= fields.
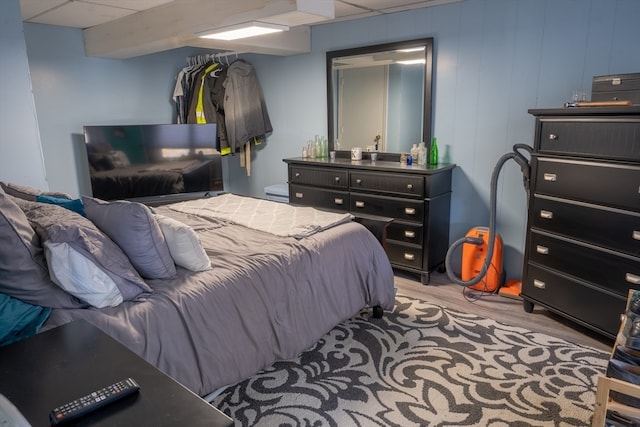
xmin=592 ymin=72 xmax=640 ymax=105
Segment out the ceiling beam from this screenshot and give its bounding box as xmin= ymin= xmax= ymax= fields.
xmin=83 ymin=0 xmax=333 ymax=58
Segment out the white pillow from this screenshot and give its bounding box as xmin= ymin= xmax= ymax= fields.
xmin=154 ymin=215 xmax=211 ymax=272
xmin=44 ymin=241 xmax=124 ymax=308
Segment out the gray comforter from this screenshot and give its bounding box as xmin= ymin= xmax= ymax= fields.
xmin=43 ymin=206 xmax=395 ymax=396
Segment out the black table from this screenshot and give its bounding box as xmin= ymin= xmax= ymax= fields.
xmin=0 ymin=320 xmax=233 ymax=426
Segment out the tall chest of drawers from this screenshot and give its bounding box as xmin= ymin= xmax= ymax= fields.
xmin=522 ymin=107 xmax=640 ymax=338
xmin=284 ymin=157 xmax=455 ymax=284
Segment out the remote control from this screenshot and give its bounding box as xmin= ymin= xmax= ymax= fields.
xmin=49 ymin=378 xmax=140 ymax=425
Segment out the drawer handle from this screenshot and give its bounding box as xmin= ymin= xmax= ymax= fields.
xmin=407 ymin=184 xmax=413 ymax=190
xmin=405 ymin=207 xmax=416 ymax=215
xmin=533 ymin=279 xmax=546 ymax=289
xmin=355 ymin=201 xmax=365 ymax=208
xmin=536 ymin=245 xmax=549 ymax=255
xmin=404 ymin=253 xmax=415 ymax=261
xmin=543 ymin=173 xmax=557 ymax=182
xmin=626 ymin=273 xmax=640 ymax=285
xmin=633 ymin=231 xmax=640 ymax=241
xmin=540 ymin=210 xmax=553 ymax=219
xmin=404 ymin=230 xmax=416 ymax=238
xmin=356 ymin=179 xmax=362 ymax=184
xmin=334 ymin=198 xmax=343 ymax=205
xmin=295 ymin=192 xmax=303 ymax=199
xmin=334 ymin=176 xmax=341 ymax=183
xmin=295 ymin=172 xmax=300 ymax=178
xmin=548 ymin=133 xmax=558 ymax=141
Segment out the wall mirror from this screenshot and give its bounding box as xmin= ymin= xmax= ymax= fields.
xmin=326 ymin=38 xmax=434 ymax=155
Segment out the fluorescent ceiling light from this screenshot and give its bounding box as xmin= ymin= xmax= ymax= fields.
xmin=398 ymin=47 xmax=426 ymax=53
xmin=396 ymin=59 xmax=426 ymax=65
xmin=197 ymin=21 xmax=289 ymax=41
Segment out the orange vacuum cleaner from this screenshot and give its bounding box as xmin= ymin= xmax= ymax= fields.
xmin=461 ymin=227 xmax=503 ymax=292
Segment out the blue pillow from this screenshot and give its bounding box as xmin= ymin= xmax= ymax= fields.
xmin=36 ymin=195 xmax=86 ymax=217
xmin=0 ymin=293 xmax=51 ymax=347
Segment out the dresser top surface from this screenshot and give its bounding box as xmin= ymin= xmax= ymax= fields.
xmin=529 ymin=106 xmax=640 ymax=117
xmin=284 ymin=157 xmax=456 ymax=175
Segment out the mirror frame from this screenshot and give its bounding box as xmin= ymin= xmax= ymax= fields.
xmin=326 ymin=37 xmax=434 ymax=157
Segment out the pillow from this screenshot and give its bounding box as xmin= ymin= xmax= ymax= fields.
xmin=105 ymin=150 xmax=131 ymax=169
xmin=88 ymin=153 xmax=115 ymax=171
xmin=0 ymin=181 xmax=72 ymax=201
xmin=0 ymin=187 xmax=85 ymax=309
xmin=82 ymin=197 xmax=177 ymax=280
xmin=36 ymin=195 xmax=86 ymax=217
xmin=0 ymin=292 xmax=51 ymax=347
xmin=154 ymin=214 xmax=211 ymax=272
xmin=14 ymin=198 xmax=152 ymax=303
xmin=44 ymin=241 xmax=123 ymax=308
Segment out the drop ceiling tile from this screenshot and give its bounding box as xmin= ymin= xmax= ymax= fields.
xmin=26 ymin=1 xmax=136 ymax=28
xmin=335 ymin=1 xmax=379 ymax=20
xmin=359 ymin=0 xmax=462 ymax=14
xmin=80 ymin=0 xmax=174 ymax=12
xmin=20 ymin=0 xmax=67 ymax=20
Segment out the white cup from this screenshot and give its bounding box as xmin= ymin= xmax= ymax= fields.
xmin=371 ymin=152 xmax=378 ymax=162
xmin=351 ymin=147 xmax=362 ymax=161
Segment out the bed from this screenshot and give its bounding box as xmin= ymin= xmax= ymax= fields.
xmin=1 ymin=188 xmax=395 ymax=397
xmin=89 ymin=157 xmax=221 ymax=200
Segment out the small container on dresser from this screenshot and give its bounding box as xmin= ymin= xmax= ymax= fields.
xmin=522 ymin=107 xmax=640 ymax=338
xmin=284 ymin=157 xmax=455 ymax=284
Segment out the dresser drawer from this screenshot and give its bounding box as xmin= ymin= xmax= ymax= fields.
xmin=538 ymin=119 xmax=640 ymax=160
xmin=386 ymin=241 xmax=423 ymax=269
xmin=386 ymin=221 xmax=423 ymax=245
xmin=535 ymin=157 xmax=640 ymax=211
xmin=350 ymin=171 xmax=424 ymax=198
xmin=528 ymin=231 xmax=640 ymax=296
xmin=531 ymin=195 xmax=640 ymax=257
xmin=350 ymin=193 xmax=424 ymax=222
xmin=523 ymin=264 xmax=627 ymax=336
xmin=289 ymin=184 xmax=349 ymax=212
xmin=289 ymin=166 xmax=348 ymax=189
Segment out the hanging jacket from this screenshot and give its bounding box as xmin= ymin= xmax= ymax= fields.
xmin=223 ymin=59 xmax=272 ymax=154
xmin=207 ymin=64 xmax=230 ymax=154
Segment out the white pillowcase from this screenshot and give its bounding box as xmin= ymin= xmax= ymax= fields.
xmin=44 ymin=241 xmax=124 ymax=308
xmin=154 ymin=215 xmax=211 ymax=272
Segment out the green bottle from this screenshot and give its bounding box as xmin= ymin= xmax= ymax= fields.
xmin=429 ymin=137 xmax=439 ymax=165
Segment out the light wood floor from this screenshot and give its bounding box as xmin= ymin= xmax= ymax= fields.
xmin=394 ymin=270 xmax=614 ymax=353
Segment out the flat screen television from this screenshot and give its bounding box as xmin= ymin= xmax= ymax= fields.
xmin=83 ymin=124 xmax=223 ymax=201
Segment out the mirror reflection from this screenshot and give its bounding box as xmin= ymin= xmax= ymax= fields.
xmin=327 ymin=38 xmax=434 ymax=154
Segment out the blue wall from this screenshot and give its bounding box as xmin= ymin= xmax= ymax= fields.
xmin=0 ymin=0 xmax=47 ymax=189
xmin=5 ymin=0 xmax=640 ymax=280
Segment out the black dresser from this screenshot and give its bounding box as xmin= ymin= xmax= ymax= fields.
xmin=283 ymin=157 xmax=454 ymax=284
xmin=522 ymin=107 xmax=640 ymax=338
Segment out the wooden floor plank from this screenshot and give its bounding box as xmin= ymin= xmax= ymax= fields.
xmin=394 ymin=270 xmax=614 ymax=352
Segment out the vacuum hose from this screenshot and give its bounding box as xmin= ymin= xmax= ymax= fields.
xmin=445 ymin=143 xmax=533 ymax=287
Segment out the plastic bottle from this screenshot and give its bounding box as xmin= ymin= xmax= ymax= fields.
xmin=429 ymin=137 xmax=439 ymax=165
xmin=410 ymin=144 xmax=419 ymax=163
xmin=418 ymin=142 xmax=426 ymax=165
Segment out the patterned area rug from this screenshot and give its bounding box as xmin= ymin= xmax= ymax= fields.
xmin=212 ymin=294 xmax=609 ymax=426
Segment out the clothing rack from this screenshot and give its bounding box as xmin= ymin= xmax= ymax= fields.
xmin=186 ymin=51 xmax=241 ymax=67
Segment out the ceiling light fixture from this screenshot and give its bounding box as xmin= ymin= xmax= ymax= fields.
xmin=197 ymin=21 xmax=289 ymax=41
xmin=396 ymin=59 xmax=426 ymax=65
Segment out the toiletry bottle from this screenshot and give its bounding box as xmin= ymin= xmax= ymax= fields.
xmin=411 ymin=144 xmax=419 ymax=162
xmin=429 ymin=137 xmax=439 ymax=165
xmin=418 ymin=142 xmax=426 ymax=165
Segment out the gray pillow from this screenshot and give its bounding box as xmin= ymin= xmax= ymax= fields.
xmin=0 ymin=187 xmax=85 ymax=308
xmin=82 ymin=197 xmax=177 ymax=280
xmin=0 ymin=181 xmax=72 ymax=201
xmin=15 ymin=198 xmax=153 ymax=301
